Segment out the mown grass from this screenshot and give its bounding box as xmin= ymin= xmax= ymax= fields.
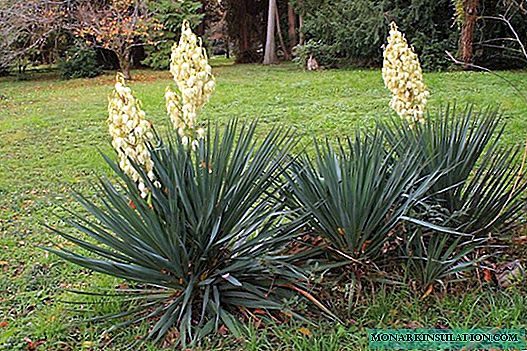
xmin=1 ymin=62 xmax=527 ymax=350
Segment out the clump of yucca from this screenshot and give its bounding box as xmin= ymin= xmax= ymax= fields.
xmin=51 ymin=21 xmax=315 ymax=348
xmin=382 ymin=22 xmax=429 ymax=124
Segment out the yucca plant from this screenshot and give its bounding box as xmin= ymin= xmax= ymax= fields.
xmin=382 ymin=106 xmax=527 ymax=288
xmin=285 ymin=131 xmax=441 ymax=266
xmin=47 ymin=121 xmax=310 ymax=347
xmin=383 ymin=105 xmax=527 ymax=235
xmin=403 ymin=227 xmax=489 ymax=290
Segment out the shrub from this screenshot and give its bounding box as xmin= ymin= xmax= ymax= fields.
xmin=294 ymin=40 xmax=340 ymax=69
xmin=58 ymin=44 xmax=102 ymax=80
xmin=283 ymin=106 xmax=527 ymax=289
xmin=383 ymin=106 xmax=527 ymax=288
xmin=285 ymin=131 xmax=441 ymax=265
xmin=383 ymin=106 xmax=527 ymax=236
xmin=47 ymin=121 xmax=309 ymax=346
xmin=142 ymin=0 xmax=203 ymax=70
xmin=403 ymin=227 xmax=487 ymax=290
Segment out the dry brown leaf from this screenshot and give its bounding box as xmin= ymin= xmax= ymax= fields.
xmin=298 ymin=327 xmax=312 ymax=336
xmin=483 ymin=269 xmax=493 ymax=282
xmin=421 ymin=284 xmax=434 ymax=299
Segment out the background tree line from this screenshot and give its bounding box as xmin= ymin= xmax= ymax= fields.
xmin=1 ymin=0 xmax=525 ymax=79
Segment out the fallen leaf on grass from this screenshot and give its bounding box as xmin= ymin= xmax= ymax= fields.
xmin=421 ymin=284 xmax=433 ymax=299
xmin=218 ymin=324 xmax=229 ymax=335
xmin=512 ymin=236 xmax=527 ymax=244
xmin=24 ymin=337 xmax=45 ymax=351
xmin=0 ymin=260 xmax=8 ymax=266
xmin=483 ymin=269 xmax=493 ymax=282
xmin=298 ymin=327 xmax=312 ymax=336
xmin=0 ymin=321 xmax=8 ymax=328
xmin=404 ymin=321 xmax=423 ymax=328
xmin=81 ymin=341 xmax=95 ymax=348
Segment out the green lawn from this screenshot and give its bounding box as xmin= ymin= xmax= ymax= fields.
xmin=1 ymin=63 xmax=527 ymax=350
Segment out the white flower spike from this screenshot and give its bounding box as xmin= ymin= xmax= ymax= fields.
xmin=108 ymin=73 xmax=156 ymax=198
xmin=166 ymin=20 xmax=215 ymax=142
xmin=382 ymin=22 xmax=429 ymax=124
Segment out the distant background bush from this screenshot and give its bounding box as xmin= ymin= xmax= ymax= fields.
xmin=295 ymin=0 xmax=457 ymax=71
xmin=294 ymin=0 xmax=527 ymax=71
xmin=142 ymin=0 xmax=203 ymax=70
xmin=58 ymin=44 xmax=102 ymax=80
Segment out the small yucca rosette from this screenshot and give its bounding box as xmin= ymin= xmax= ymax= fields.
xmin=166 ymin=20 xmax=215 ymax=142
xmin=382 ymin=22 xmax=429 ymax=124
xmin=108 ymin=73 xmax=156 ymax=198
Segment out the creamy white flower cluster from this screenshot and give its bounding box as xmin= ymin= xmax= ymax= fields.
xmin=166 ymin=20 xmax=215 ymax=145
xmin=382 ymin=22 xmax=429 ymax=124
xmin=108 ymin=73 xmax=156 ymax=198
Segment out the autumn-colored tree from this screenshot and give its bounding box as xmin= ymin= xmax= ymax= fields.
xmin=71 ymin=0 xmax=159 ymax=79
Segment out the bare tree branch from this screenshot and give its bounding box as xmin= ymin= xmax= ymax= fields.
xmin=481 ymin=14 xmax=527 ymax=59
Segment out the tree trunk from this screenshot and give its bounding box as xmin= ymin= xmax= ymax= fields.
xmin=238 ymin=1 xmax=251 ymax=62
xmin=287 ymin=3 xmax=297 ymax=52
xmin=263 ymin=0 xmax=277 ymax=64
xmin=197 ymin=0 xmax=207 ymax=36
xmin=298 ymin=0 xmax=304 ymax=45
xmin=222 ymin=9 xmax=230 ymax=59
xmin=459 ymin=0 xmax=480 ymax=67
xmin=118 ymin=51 xmax=132 ymax=80
xmin=275 ymin=4 xmax=290 ymax=60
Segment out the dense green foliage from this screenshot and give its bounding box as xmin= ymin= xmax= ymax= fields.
xmin=385 ymin=107 xmax=527 ymax=235
xmin=285 ymin=107 xmax=527 ymax=289
xmin=142 ymin=0 xmax=203 ymax=70
xmin=58 ymin=44 xmax=102 ymax=80
xmin=294 ymin=0 xmax=527 ymax=70
xmin=286 ymin=132 xmax=439 ymax=263
xmin=384 ymin=107 xmax=527 ymax=287
xmin=295 ymin=0 xmax=458 ymax=70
